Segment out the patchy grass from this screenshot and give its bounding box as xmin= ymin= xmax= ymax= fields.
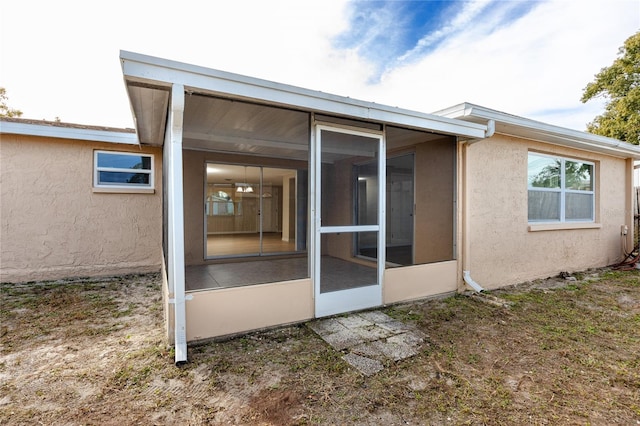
xmin=0 ymin=269 xmax=638 ymax=425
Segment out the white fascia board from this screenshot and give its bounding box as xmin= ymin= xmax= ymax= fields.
xmin=120 ymin=51 xmax=487 ymax=139
xmin=0 ymin=120 xmax=138 ymax=145
xmin=437 ymin=102 xmax=640 ymax=160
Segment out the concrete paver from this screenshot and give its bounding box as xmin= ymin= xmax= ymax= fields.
xmin=342 ymin=353 xmax=384 ymax=376
xmin=336 ymin=315 xmax=374 ymax=329
xmin=308 ymin=318 xmax=347 ymax=336
xmin=310 ymin=311 xmax=426 ymax=376
xmin=321 ymin=329 xmax=363 ymax=351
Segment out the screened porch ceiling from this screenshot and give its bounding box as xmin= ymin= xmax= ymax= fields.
xmin=126 ymin=87 xmax=451 ymax=162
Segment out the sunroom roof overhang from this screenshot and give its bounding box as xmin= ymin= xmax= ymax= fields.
xmin=120 ymin=50 xmax=488 ymax=146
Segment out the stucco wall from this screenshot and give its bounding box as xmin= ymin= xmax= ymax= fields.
xmin=465 ymin=133 xmax=629 ymax=289
xmin=0 ymin=134 xmax=163 ymax=282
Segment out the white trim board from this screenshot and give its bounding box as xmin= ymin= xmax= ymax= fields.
xmin=0 ymin=120 xmax=138 ymax=145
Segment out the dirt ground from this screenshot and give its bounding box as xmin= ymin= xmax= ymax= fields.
xmin=1 ymin=269 xmax=639 ymax=425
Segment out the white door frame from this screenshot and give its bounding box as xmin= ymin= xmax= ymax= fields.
xmin=312 ymin=122 xmax=386 ymax=317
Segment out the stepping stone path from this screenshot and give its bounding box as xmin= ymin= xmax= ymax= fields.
xmin=309 ymin=311 xmax=426 ymax=376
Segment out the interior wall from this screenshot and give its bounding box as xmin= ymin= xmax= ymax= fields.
xmin=414 ymin=138 xmax=456 ymax=264
xmin=261 ymin=185 xmax=282 ymax=232
xmin=182 ymin=150 xmax=307 ymax=265
xmin=321 ymin=159 xmax=357 ymax=260
xmin=386 ymin=156 xmax=413 ymax=247
xmin=0 ymin=134 xmax=163 ymax=282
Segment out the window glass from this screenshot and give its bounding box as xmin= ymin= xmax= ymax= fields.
xmin=527 ymin=153 xmax=594 ymax=223
xmin=208 ymin=191 xmax=234 ymax=216
xmin=528 ymin=154 xmax=560 ymax=188
xmin=94 ymin=151 xmax=153 ymax=189
xmin=98 ymin=171 xmax=150 ymax=185
xmin=528 ymin=191 xmax=561 ymax=221
xmin=565 ymin=193 xmax=594 ymax=220
xmin=565 ymin=161 xmax=593 ymax=191
xmin=205 ymin=164 xmax=307 ymax=261
xmin=97 ymin=153 xmax=151 ymax=170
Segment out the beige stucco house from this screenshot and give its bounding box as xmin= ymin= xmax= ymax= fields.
xmin=0 ymin=120 xmax=163 ymax=281
xmin=2 ymin=51 xmax=639 ymax=364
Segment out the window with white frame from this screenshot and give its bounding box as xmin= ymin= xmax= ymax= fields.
xmin=94 ymin=151 xmax=153 ymax=189
xmin=528 ymin=153 xmax=594 ymax=222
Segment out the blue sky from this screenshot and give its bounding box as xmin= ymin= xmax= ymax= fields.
xmin=1 ymin=0 xmax=638 ymax=131
xmin=336 ymin=0 xmax=540 ymax=80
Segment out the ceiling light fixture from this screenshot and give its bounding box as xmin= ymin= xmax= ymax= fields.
xmin=236 ymin=166 xmax=254 ymax=193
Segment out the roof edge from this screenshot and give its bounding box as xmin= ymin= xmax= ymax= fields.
xmin=120 ymin=50 xmax=489 ymax=140
xmin=435 ymin=102 xmax=640 ymax=159
xmin=0 ymin=119 xmax=138 ymax=145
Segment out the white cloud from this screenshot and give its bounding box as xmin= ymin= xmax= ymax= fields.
xmin=1 ymin=0 xmax=638 ymax=131
xmin=358 ymin=0 xmax=639 ymax=130
xmin=0 ymin=0 xmax=353 ymax=127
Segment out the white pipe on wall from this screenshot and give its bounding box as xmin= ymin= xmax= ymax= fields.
xmin=459 ymin=120 xmax=494 ymax=293
xmin=463 ymin=270 xmax=485 ymax=293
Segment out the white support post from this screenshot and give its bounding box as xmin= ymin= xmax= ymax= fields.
xmin=378 ymin=126 xmax=386 ymax=298
xmin=167 ymin=84 xmax=187 ymax=364
xmin=309 ymin=114 xmax=317 ymax=307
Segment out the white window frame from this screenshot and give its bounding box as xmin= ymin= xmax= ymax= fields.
xmin=527 ymin=152 xmax=595 ymax=223
xmin=93 ymin=150 xmax=154 ymax=190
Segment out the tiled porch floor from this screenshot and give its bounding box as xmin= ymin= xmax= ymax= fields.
xmin=185 ymin=256 xmax=377 ymax=292
xmin=186 ymin=257 xmax=308 ymax=291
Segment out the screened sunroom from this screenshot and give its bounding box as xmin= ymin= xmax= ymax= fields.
xmin=120 ymin=51 xmax=490 ymax=363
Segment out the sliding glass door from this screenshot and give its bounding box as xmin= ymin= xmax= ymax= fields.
xmin=205 ymin=164 xmax=306 ymax=258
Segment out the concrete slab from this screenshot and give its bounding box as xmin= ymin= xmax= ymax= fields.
xmin=350 ymin=342 xmax=385 ymax=358
xmin=321 ymin=329 xmax=363 ymax=351
xmin=353 ymin=325 xmax=394 ymax=341
xmin=358 ymin=311 xmax=394 ymax=323
xmin=377 ymin=319 xmax=414 ymax=334
xmin=308 ymin=318 xmax=347 ymax=336
xmin=342 ymin=353 xmax=384 ymax=376
xmin=372 ymin=334 xmax=422 ymax=361
xmin=309 ymin=310 xmax=426 ymax=375
xmin=336 ymin=315 xmax=374 ymax=329
xmin=389 ymin=331 xmax=424 ymax=346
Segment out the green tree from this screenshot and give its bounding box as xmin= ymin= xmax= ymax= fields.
xmin=581 ymin=31 xmax=640 ymax=144
xmin=0 ymin=87 xmax=23 ymax=118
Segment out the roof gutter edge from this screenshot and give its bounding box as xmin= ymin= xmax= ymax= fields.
xmin=0 ymin=120 xmax=139 ymax=145
xmin=437 ymin=103 xmax=640 ymax=159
